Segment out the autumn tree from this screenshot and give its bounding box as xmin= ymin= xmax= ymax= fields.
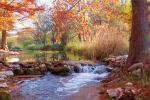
xmin=50 ymin=0 xmax=118 ymax=45
xmin=123 ymin=0 xmax=149 ymax=72
xmin=0 ymin=0 xmax=44 ymax=51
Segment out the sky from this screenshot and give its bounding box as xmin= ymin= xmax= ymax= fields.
xmin=9 ymin=0 xmax=53 ymax=36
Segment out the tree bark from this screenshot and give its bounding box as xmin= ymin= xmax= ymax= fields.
xmin=123 ymin=0 xmax=149 ymax=72
xmin=1 ymin=30 xmax=9 ymax=51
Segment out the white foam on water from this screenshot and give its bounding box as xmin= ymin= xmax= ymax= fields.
xmin=57 ymin=71 xmax=108 ymax=95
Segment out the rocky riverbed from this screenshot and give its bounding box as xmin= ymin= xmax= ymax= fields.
xmin=0 ymin=59 xmax=113 ymax=100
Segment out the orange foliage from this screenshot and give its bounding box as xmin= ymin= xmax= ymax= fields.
xmin=0 ymin=0 xmax=44 ymax=30
xmin=49 ymin=0 xmax=118 ymax=41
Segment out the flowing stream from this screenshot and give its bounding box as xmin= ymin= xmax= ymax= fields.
xmin=11 ymin=63 xmax=110 ymax=100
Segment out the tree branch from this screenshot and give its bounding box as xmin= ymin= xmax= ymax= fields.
xmin=61 ymin=0 xmax=81 ymax=20
xmin=8 ymin=0 xmax=15 ymax=5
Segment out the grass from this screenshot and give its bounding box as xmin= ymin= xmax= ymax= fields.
xmin=27 ymin=43 xmax=64 ymax=51
xmin=65 ymin=28 xmax=129 ymax=60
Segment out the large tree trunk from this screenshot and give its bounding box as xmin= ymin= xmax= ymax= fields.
xmin=1 ymin=30 xmax=9 ymax=51
xmin=123 ymin=0 xmax=149 ymax=72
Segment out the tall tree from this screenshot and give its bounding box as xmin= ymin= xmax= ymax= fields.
xmin=123 ymin=0 xmax=149 ymax=72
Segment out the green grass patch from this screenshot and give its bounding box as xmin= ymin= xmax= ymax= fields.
xmin=27 ymin=44 xmax=64 ymax=51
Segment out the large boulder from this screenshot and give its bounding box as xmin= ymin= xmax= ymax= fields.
xmin=52 ymin=67 xmax=70 ymax=75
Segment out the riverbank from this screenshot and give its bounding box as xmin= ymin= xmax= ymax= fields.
xmin=99 ymin=55 xmax=150 ymax=100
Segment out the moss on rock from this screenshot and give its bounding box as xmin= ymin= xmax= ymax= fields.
xmin=52 ymin=67 xmax=70 ymax=75
xmin=0 ymin=88 xmax=13 ymax=100
xmin=26 ymin=68 xmax=34 ymax=75
xmin=13 ymin=69 xmax=22 ymax=75
xmin=41 ymin=66 xmax=47 ymax=74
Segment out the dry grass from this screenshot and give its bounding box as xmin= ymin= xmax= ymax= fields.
xmin=91 ymin=28 xmax=129 ymax=59
xmin=67 ymin=28 xmax=129 ymax=60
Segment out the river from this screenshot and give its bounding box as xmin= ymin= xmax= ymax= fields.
xmin=10 ymin=64 xmax=109 ymax=100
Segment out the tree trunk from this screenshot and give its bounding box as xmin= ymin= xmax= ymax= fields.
xmin=61 ymin=33 xmax=68 ymax=46
xmin=123 ymin=0 xmax=149 ymax=72
xmin=1 ymin=30 xmax=9 ymax=51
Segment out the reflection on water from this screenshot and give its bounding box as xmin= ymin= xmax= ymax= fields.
xmin=0 ymin=50 xmax=82 ymax=62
